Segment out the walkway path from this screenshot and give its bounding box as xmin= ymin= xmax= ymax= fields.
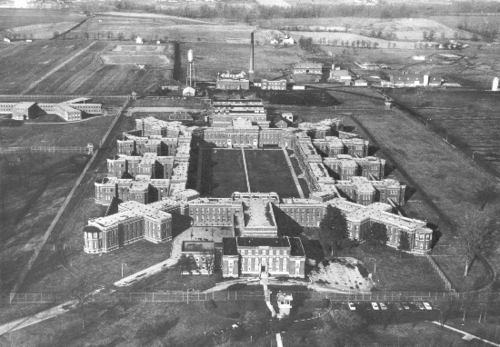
xmin=260 ymin=274 xmax=276 ymax=317
xmin=240 ymin=147 xmax=251 ymax=193
xmin=430 ymin=321 xmax=500 ymax=347
xmin=281 ymin=147 xmax=305 ymax=198
xmin=0 ymin=302 xmax=76 ymax=335
xmin=114 ymin=226 xmax=193 ymax=287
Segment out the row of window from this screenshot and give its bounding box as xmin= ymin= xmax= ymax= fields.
xmin=241 ymin=249 xmax=287 ymax=256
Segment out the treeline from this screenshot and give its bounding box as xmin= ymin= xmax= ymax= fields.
xmin=457 ymin=21 xmax=499 ymax=41
xmin=110 ymin=1 xmax=500 ymax=21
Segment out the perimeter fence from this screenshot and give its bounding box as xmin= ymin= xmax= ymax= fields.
xmin=8 ymin=290 xmax=500 ymax=305
xmin=0 ymin=146 xmax=89 ymax=154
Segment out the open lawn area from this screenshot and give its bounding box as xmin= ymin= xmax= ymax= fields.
xmin=0 ymin=9 xmax=84 ymax=39
xmin=245 ymin=149 xmax=300 ymax=199
xmin=386 ymin=89 xmax=500 ymax=174
xmin=200 ymin=148 xmax=247 ymax=197
xmin=347 ymin=110 xmax=493 ymax=291
xmin=302 ymin=228 xmax=444 ymax=292
xmin=0 ymin=299 xmax=273 ymax=347
xmin=0 ymin=39 xmax=175 ymax=95
xmin=0 ymin=115 xmax=115 ymax=147
xmin=0 ymin=153 xmax=88 ymax=293
xmin=19 ymin=239 xmax=172 ymax=293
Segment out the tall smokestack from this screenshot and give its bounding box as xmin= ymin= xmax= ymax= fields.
xmin=249 ymin=32 xmax=255 ymax=82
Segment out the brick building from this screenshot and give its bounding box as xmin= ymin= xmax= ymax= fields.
xmin=84 ymin=200 xmax=177 ymax=254
xmin=181 ymin=241 xmax=215 ymax=275
xmin=221 ymin=236 xmax=306 ymax=278
xmin=293 ymin=62 xmax=322 ymax=75
xmin=95 ymin=118 xmax=192 ymax=205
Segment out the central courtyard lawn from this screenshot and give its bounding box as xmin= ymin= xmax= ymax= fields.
xmin=244 ymin=149 xmax=300 ymax=199
xmin=200 ymin=148 xmax=247 ymax=197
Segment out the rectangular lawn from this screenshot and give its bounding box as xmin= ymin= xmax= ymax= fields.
xmin=200 ymin=148 xmax=247 ymax=197
xmin=244 ymin=149 xmax=300 ymax=199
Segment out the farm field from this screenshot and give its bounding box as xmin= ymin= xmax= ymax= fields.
xmin=200 ymin=148 xmax=247 ymax=197
xmin=0 ymin=115 xmax=115 ymax=147
xmin=0 ymin=40 xmax=99 ymax=94
xmin=244 ymin=149 xmax=300 ymax=199
xmin=386 ymin=89 xmax=500 ymax=173
xmin=0 ymin=8 xmax=83 ymax=31
xmin=72 ymin=16 xmax=276 ymax=44
xmin=349 ymin=110 xmax=493 ymax=291
xmin=0 ymin=39 xmax=176 ymax=95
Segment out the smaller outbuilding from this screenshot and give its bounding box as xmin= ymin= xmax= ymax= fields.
xmin=181 ymin=241 xmax=215 ymax=275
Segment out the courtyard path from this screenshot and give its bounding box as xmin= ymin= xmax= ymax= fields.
xmin=240 ymin=147 xmax=251 ymax=193
xmin=281 ymin=147 xmax=305 ymax=198
xmin=114 ymin=226 xmax=194 ymax=287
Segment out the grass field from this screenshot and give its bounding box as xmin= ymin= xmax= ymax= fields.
xmin=0 ymin=40 xmax=175 ymax=95
xmin=200 ymin=148 xmax=247 ymax=197
xmin=180 ymin=42 xmax=318 ymax=82
xmin=0 ymin=8 xmax=83 ymax=31
xmin=244 ymin=149 xmax=300 ymax=199
xmin=386 ymin=89 xmax=500 ymax=173
xmin=0 ymin=116 xmax=115 ymax=147
xmin=1 ymin=300 xmax=273 ymax=347
xmin=346 ymin=110 xmax=492 ymax=291
xmin=0 ymin=153 xmax=88 ymax=294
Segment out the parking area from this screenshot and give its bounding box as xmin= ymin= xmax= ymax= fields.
xmin=341 ymin=301 xmax=440 ymax=323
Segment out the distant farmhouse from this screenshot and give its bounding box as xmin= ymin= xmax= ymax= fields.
xmin=0 ymin=97 xmax=102 ymax=121
xmin=383 ymin=73 xmax=443 ymax=88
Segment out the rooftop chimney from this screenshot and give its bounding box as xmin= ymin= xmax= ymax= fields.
xmin=249 ymin=32 xmax=255 ymax=82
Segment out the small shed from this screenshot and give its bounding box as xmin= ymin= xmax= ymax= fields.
xmin=135 ymin=36 xmax=143 ymax=44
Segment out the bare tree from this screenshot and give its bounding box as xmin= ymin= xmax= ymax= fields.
xmin=456 ymin=206 xmax=498 ymax=276
xmin=68 ymin=275 xmax=99 ymax=329
xmin=472 ymin=184 xmax=499 ymax=210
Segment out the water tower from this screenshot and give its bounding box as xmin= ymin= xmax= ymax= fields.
xmin=186 ymin=49 xmax=196 ymax=87
xmin=492 ymin=77 xmax=499 ymax=92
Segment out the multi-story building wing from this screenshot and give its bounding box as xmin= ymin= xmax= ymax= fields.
xmin=221 ymin=237 xmax=306 ymax=278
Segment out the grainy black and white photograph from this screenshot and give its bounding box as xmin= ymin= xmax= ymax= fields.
xmin=0 ymin=0 xmax=500 ymax=346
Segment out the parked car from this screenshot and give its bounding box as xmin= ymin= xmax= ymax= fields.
xmin=416 ymin=302 xmax=425 ymax=310
xmin=379 ymin=302 xmax=388 ymax=310
xmin=395 ymin=302 xmax=403 ymax=311
xmin=371 ymin=302 xmax=380 ymax=310
xmin=423 ymin=302 xmax=432 ymax=310
xmin=348 ymin=302 xmax=356 ymax=311
xmin=402 ymin=302 xmax=410 ymax=310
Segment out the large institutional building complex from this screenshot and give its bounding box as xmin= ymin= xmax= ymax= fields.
xmin=84 ymin=97 xmax=434 ymax=279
